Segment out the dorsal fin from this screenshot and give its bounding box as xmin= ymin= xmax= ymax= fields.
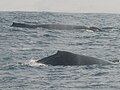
xmin=56 ymin=50 xmax=71 ymax=55
xmin=57 ymin=50 xmax=63 ymax=54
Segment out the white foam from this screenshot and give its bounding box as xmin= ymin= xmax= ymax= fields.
xmin=28 ymin=59 xmax=47 ymax=67
xmin=86 ymin=30 xmax=94 ymax=32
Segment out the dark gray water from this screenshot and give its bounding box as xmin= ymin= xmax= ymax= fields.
xmin=0 ymin=12 xmax=120 ymax=90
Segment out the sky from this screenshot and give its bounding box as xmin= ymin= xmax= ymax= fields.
xmin=0 ymin=0 xmax=120 ymax=13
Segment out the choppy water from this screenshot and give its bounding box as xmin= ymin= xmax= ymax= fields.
xmin=0 ymin=12 xmax=120 ymax=90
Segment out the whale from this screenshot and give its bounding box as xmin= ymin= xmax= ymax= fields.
xmin=10 ymin=22 xmax=88 ymax=29
xmin=36 ymin=51 xmax=113 ymax=66
xmin=10 ymin=22 xmax=102 ymax=31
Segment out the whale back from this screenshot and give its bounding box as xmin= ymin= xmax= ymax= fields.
xmin=37 ymin=51 xmax=78 ymax=65
xmin=10 ymin=22 xmax=102 ymax=31
xmin=37 ymin=51 xmax=112 ymax=66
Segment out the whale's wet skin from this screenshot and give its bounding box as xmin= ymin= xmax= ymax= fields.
xmin=37 ymin=51 xmax=112 ymax=66
xmin=11 ymin=22 xmax=102 ymax=31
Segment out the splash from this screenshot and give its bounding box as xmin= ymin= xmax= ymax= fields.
xmin=25 ymin=58 xmax=47 ymax=67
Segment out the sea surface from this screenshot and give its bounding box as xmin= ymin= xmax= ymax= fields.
xmin=0 ymin=12 xmax=120 ymax=90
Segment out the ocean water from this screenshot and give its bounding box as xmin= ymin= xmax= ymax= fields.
xmin=0 ymin=12 xmax=120 ymax=90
